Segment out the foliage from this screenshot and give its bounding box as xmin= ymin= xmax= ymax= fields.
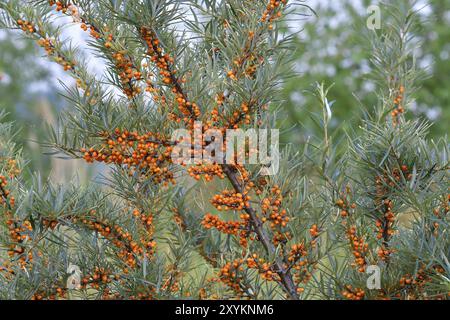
xmin=0 ymin=0 xmax=448 ymax=300
xmin=281 ymin=0 xmax=450 ymax=142
xmin=0 ymin=26 xmax=61 ymax=176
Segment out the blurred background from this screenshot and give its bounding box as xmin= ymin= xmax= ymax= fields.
xmin=0 ymin=0 xmax=448 ymax=182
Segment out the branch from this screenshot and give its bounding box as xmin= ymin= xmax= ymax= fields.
xmin=222 ymin=164 xmax=299 ymax=300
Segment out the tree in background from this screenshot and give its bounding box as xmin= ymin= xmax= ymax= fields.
xmin=0 ymin=0 xmax=448 ymax=300
xmin=282 ymin=0 xmax=450 ymax=143
xmin=0 ymin=27 xmax=59 ymax=176
xmin=0 ymin=22 xmax=94 ymax=182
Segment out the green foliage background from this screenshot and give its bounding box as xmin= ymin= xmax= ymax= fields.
xmin=281 ymin=0 xmax=449 ymax=142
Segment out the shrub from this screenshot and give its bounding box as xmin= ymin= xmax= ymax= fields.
xmin=0 ymin=0 xmax=448 ymax=300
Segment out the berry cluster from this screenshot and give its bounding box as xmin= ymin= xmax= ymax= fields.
xmin=132 ymin=209 xmax=157 ymax=257
xmin=346 ymin=226 xmax=368 ymax=272
xmin=32 ymin=286 xmax=67 ymax=300
xmin=81 ymin=129 xmax=174 ymax=185
xmin=309 ymin=224 xmax=319 ymax=238
xmin=0 ymin=175 xmax=11 ymax=206
xmin=112 ymin=50 xmax=143 ymax=99
xmin=227 ymin=101 xmax=253 ymax=128
xmin=128 ymin=288 xmax=156 ymax=300
xmin=211 ymin=190 xmax=249 ymax=211
xmin=202 ymin=213 xmax=243 ymax=235
xmin=433 ymin=194 xmax=450 ymax=219
xmin=49 ymin=1 xmax=144 ymax=100
xmin=261 ymin=0 xmax=288 ymax=30
xmin=341 ymin=285 xmax=365 ymax=300
xmin=16 ymin=19 xmax=35 ymax=33
xmin=246 ymin=254 xmax=279 ymax=281
xmin=287 ymin=243 xmax=308 ymax=270
xmin=217 ymin=259 xmax=248 ymax=297
xmin=335 ymin=197 xmax=357 ymax=218
xmin=188 ymin=164 xmax=225 ymax=181
xmin=141 ymin=27 xmax=201 ymax=124
xmin=36 ymin=38 xmax=75 ymax=71
xmin=5 ymin=219 xmax=33 ymax=268
xmin=375 ymin=199 xmax=396 ymax=262
xmin=373 ymin=165 xmax=412 ymax=262
xmin=287 ymin=243 xmax=312 ymax=286
xmin=398 ymin=264 xmax=446 ymax=299
xmin=161 ymin=267 xmax=182 ymax=294
xmin=73 ymin=216 xmax=142 ymax=271
xmin=48 ymin=1 xmax=70 ymax=14
xmin=391 ymin=85 xmax=405 ymax=123
xmin=81 ymin=267 xmax=117 ymax=290
xmin=261 ymin=185 xmax=289 ymax=229
xmin=432 ymin=194 xmax=450 ymax=236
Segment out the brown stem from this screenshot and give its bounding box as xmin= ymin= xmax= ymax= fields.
xmin=0 ymin=184 xmax=12 ymax=211
xmin=222 ymin=164 xmax=299 ymax=300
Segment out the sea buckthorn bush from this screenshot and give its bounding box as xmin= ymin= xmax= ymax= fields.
xmin=0 ymin=0 xmax=448 ymax=300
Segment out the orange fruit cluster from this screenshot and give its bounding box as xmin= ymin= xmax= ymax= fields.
xmin=16 ymin=19 xmax=36 ymax=33
xmin=346 ymin=226 xmax=368 ymax=272
xmin=74 ymin=216 xmax=143 ymax=270
xmin=172 ymin=208 xmax=187 ymax=231
xmin=309 ymin=224 xmax=319 ymax=238
xmin=81 ymin=129 xmax=174 ymax=185
xmin=391 ymin=85 xmax=405 ymax=123
xmin=335 ymin=197 xmax=356 ymax=218
xmin=50 ymin=1 xmax=142 ymax=99
xmin=217 ymin=259 xmax=247 ymax=296
xmin=112 ymin=50 xmax=143 ymax=99
xmin=79 ymin=22 xmax=101 ymax=40
xmin=398 ymin=265 xmax=446 ymax=299
xmin=375 ymin=199 xmax=395 ymax=240
xmin=81 ymin=267 xmax=117 ymax=290
xmin=0 ymin=175 xmax=10 ymax=206
xmin=261 ymin=0 xmax=288 ymax=30
xmin=2 ymin=159 xmax=20 ymax=179
xmin=36 ymin=38 xmax=75 ymax=71
xmin=261 ymin=185 xmax=289 ymax=229
xmin=211 ymin=190 xmax=249 ymax=211
xmin=140 ymin=27 xmax=201 ymax=124
xmin=341 ymin=285 xmax=365 ymax=300
xmin=161 ymin=267 xmax=182 ymax=294
xmin=430 ymin=196 xmax=449 ymax=237
xmin=287 ymin=243 xmax=307 ymax=266
xmin=48 ymin=1 xmax=69 ymax=14
xmin=132 ymin=209 xmax=157 ymax=256
xmin=128 ymin=288 xmax=156 ymax=300
xmin=188 ymin=164 xmax=225 ymax=181
xmin=271 ymin=230 xmax=292 ymax=246
xmin=32 ymin=286 xmax=67 ymax=300
xmin=5 ymin=218 xmax=33 ymax=268
xmin=246 ymin=254 xmax=279 ymax=281
xmin=288 ymin=243 xmax=313 ymax=287
xmin=132 ymin=209 xmax=153 ymax=229
xmin=231 ymin=44 xmax=263 ymax=81
xmin=42 ymin=218 xmax=59 ymax=230
xmin=375 ymin=199 xmax=396 ymax=262
xmin=201 ymin=213 xmax=243 ymax=235
xmin=226 ymin=70 xmax=237 ymax=81
xmin=433 ymin=194 xmax=450 ymax=218
xmin=374 ymin=165 xmax=411 ymax=195
xmin=227 ymin=102 xmax=252 ymax=128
